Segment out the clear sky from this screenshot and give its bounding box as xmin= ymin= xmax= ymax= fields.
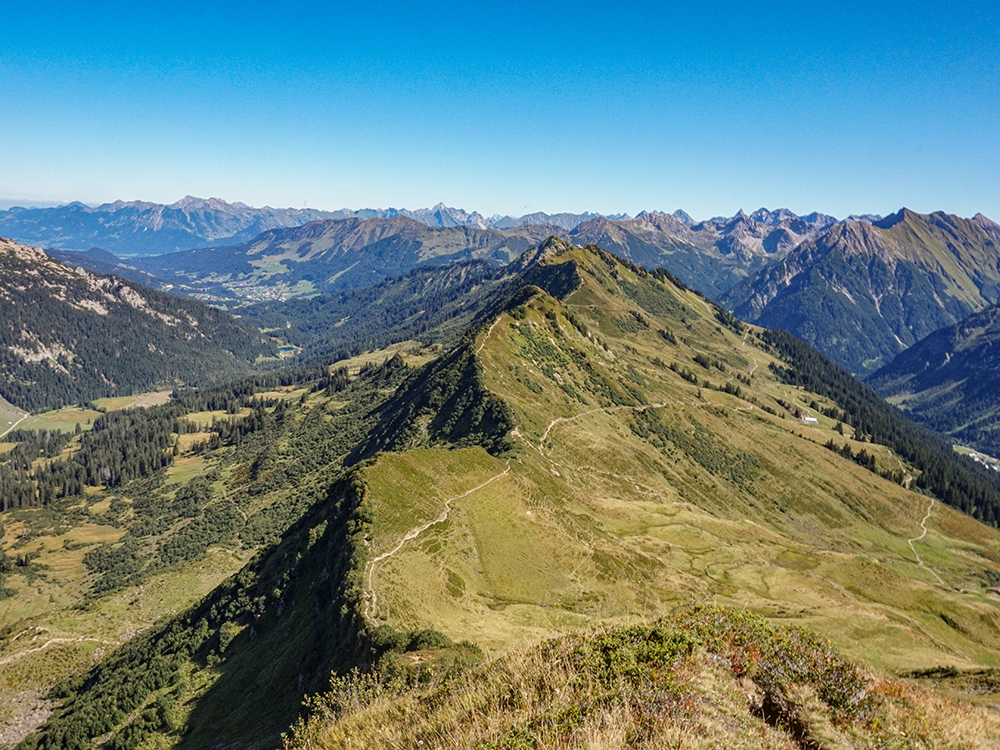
xmin=2 ymin=1 xmax=998 ymax=220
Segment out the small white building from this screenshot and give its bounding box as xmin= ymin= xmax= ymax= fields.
xmin=802 ymin=415 xmax=818 ymax=424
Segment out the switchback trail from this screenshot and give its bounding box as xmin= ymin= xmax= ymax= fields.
xmin=908 ymin=497 xmax=946 ymax=586
xmin=364 ymin=463 xmax=511 ymax=623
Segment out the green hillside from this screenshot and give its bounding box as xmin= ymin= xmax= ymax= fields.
xmin=10 ymin=239 xmax=1000 ymax=749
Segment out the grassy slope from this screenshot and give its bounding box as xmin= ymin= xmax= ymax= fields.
xmin=362 ymin=245 xmax=1000 ymax=678
xmin=0 ymin=361 xmax=415 ymax=749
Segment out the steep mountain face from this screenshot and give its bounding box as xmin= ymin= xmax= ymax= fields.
xmin=722 ymin=209 xmax=1000 ymax=374
xmin=21 ymin=239 xmax=1000 ymax=750
xmin=868 ymin=304 xmax=1000 ymax=456
xmin=0 ymin=238 xmax=273 ymax=411
xmin=974 ymin=212 xmax=1000 ymax=244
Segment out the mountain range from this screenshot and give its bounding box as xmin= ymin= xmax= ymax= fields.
xmin=44 ymin=204 xmax=846 ymax=306
xmin=18 ymin=198 xmax=1000 ymax=381
xmin=0 ymin=196 xmax=852 ymax=263
xmin=0 ymin=197 xmax=625 ymax=257
xmin=722 ymin=209 xmax=1000 ymax=374
xmin=7 ymin=238 xmax=1000 ymax=748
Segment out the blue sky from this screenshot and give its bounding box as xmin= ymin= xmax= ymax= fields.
xmin=2 ymin=1 xmax=998 ymax=220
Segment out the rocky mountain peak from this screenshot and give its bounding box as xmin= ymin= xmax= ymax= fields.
xmin=874 ymin=207 xmax=923 ymax=230
xmin=750 ymin=207 xmax=797 ymax=225
xmin=671 ymin=209 xmax=695 ymax=226
xmin=973 ymin=213 xmax=1000 ymax=244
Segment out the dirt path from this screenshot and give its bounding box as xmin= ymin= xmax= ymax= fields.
xmin=364 ymin=463 xmax=511 ymax=623
xmin=0 ymin=636 xmax=114 ymax=666
xmin=908 ymin=498 xmax=946 ymax=586
xmin=0 ymin=413 xmax=29 ymax=440
xmin=475 ymin=318 xmax=502 ymax=355
xmin=538 ymin=402 xmax=667 ymax=452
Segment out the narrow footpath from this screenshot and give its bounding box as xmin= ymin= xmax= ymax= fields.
xmin=364 ymin=463 xmax=511 ymax=622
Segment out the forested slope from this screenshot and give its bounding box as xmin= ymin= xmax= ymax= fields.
xmin=0 ymin=238 xmax=273 ymax=411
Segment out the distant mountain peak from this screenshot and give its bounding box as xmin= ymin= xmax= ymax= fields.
xmin=874 ymin=207 xmax=923 ymax=229
xmin=972 ymin=213 xmax=1000 ymax=244
xmin=170 ymin=195 xmax=249 ymax=211
xmin=671 ymin=209 xmax=695 ymax=226
xmin=633 ymin=210 xmax=689 ymax=234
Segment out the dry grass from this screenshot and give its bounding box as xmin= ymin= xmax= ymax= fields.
xmin=181 ymin=408 xmax=251 ymax=429
xmin=286 ymin=610 xmax=1000 ymax=750
xmin=22 ymin=406 xmax=102 ymax=434
xmin=327 ymin=341 xmax=432 ymax=375
xmin=92 ymin=390 xmax=173 ymax=411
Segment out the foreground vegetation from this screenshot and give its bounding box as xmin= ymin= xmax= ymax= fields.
xmin=287 ymin=609 xmax=1000 ymax=749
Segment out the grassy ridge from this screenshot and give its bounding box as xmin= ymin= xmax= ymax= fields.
xmin=361 ymin=241 xmax=1000 ymax=674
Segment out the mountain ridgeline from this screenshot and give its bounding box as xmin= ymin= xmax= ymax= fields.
xmin=14 ymin=238 xmax=1000 ymax=750
xmin=0 ymin=197 xmax=615 ymax=256
xmin=47 ymin=205 xmax=843 ymax=307
xmin=42 ymin=203 xmax=1000 ymax=391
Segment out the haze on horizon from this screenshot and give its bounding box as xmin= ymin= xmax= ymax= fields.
xmin=2 ymin=1 xmax=998 ymax=221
